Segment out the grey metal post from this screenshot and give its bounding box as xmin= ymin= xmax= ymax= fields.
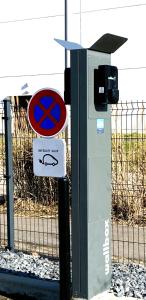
xmin=71 ymin=49 xmax=111 ymax=300
xmin=58 ymin=177 xmax=71 ymax=300
xmin=3 ymin=98 xmax=14 ymax=250
xmin=64 ymin=0 xmax=69 ymax=147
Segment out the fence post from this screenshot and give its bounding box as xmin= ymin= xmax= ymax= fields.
xmin=3 ymin=98 xmax=14 ymax=250
xmin=58 ymin=177 xmax=71 ymax=300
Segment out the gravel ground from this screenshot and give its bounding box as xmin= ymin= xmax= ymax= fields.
xmin=111 ymin=263 xmax=146 ymax=299
xmin=0 ymin=250 xmax=146 ymax=299
xmin=0 ymin=250 xmax=59 ymax=280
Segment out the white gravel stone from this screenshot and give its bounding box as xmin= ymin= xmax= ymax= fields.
xmin=111 ymin=263 xmax=146 ymax=298
xmin=0 ymin=250 xmax=59 ymax=280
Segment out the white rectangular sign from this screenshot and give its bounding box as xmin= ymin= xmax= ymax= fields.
xmin=33 ymin=138 xmax=66 ymax=177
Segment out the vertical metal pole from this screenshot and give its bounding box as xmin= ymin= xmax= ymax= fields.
xmin=65 ymin=0 xmax=68 ymax=68
xmin=3 ymin=98 xmax=14 ymax=250
xmin=65 ymin=0 xmax=69 ymax=147
xmin=58 ymin=177 xmax=71 ymax=300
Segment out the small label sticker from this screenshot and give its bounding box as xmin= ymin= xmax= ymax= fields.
xmin=99 ymin=87 xmax=104 ymax=93
xmin=97 ymin=119 xmax=104 ymax=134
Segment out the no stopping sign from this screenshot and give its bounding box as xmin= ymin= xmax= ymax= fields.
xmin=27 ymin=88 xmax=67 ymax=137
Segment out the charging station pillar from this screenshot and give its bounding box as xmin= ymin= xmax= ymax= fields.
xmin=71 ymin=49 xmax=112 ymax=300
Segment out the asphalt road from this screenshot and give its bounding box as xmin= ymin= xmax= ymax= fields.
xmin=112 ymin=223 xmax=146 ymax=262
xmin=0 ymin=214 xmax=146 ymax=262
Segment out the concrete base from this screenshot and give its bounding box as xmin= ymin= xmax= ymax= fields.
xmin=72 ymin=291 xmax=139 ymax=300
xmin=72 ymin=291 xmax=110 ymax=300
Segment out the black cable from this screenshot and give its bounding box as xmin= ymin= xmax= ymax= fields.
xmin=0 ymin=72 xmax=63 ymax=79
xmin=0 ymin=3 xmax=146 ymax=24
xmin=0 ymin=14 xmax=64 ymax=24
xmin=119 ymin=66 xmax=146 ymax=71
xmin=1 ymin=67 xmax=146 ymax=79
xmin=75 ymin=3 xmax=146 ymax=14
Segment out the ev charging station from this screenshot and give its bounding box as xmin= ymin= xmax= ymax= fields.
xmin=56 ymin=33 xmax=127 ymax=300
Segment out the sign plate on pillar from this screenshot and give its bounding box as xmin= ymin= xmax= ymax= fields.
xmin=33 ymin=138 xmax=66 ymax=177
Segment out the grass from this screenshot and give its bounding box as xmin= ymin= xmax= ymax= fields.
xmin=112 ymin=133 xmax=146 ymax=224
xmin=0 ymin=198 xmax=58 ymax=217
xmin=0 ymin=130 xmax=146 ymax=224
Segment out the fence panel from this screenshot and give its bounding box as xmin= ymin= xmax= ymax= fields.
xmin=1 ymin=101 xmax=60 ymax=258
xmin=0 ymin=101 xmax=7 ymax=249
xmin=112 ymin=101 xmax=146 ymax=265
xmin=1 ymin=99 xmax=146 ymax=266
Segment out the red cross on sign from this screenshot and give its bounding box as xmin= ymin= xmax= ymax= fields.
xmin=27 ymin=89 xmax=67 ymax=137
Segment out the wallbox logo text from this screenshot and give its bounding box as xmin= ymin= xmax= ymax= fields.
xmin=103 ymin=219 xmax=110 ymax=275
